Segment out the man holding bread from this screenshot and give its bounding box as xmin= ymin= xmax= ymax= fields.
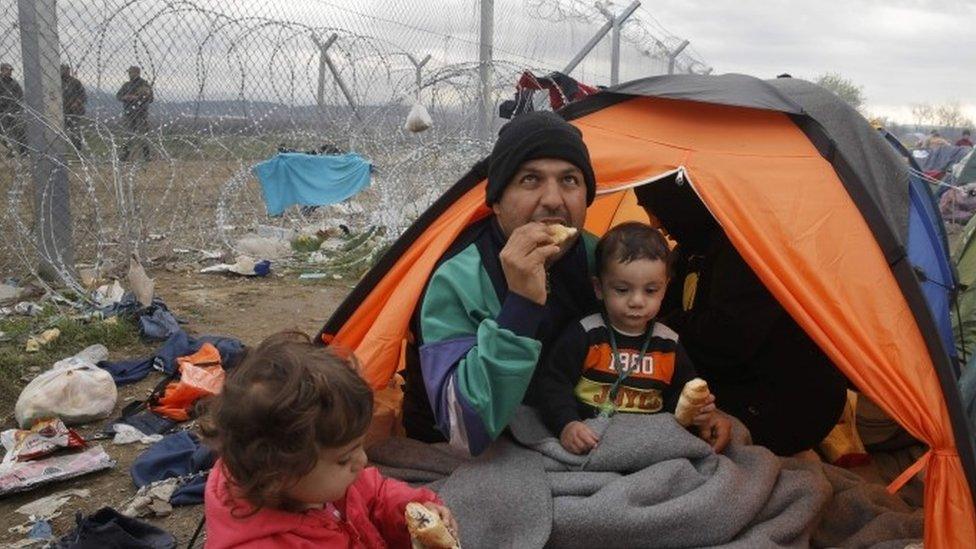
xmin=401 ymin=111 xmax=732 ymax=455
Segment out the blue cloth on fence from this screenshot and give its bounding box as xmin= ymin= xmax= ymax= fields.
xmin=99 ymin=329 xmax=244 ymax=384
xmin=253 ymin=152 xmax=373 ymax=216
xmin=131 ymin=431 xmax=215 ymax=506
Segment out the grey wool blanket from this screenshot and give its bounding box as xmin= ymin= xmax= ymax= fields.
xmin=368 ymin=407 xmax=922 ymax=548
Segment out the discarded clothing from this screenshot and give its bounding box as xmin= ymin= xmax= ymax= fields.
xmin=103 ymin=409 xmax=177 ymax=437
xmin=253 ymin=152 xmax=373 ymax=216
xmin=131 ymin=431 xmax=214 ymax=505
xmin=499 ymin=71 xmax=599 ymax=119
xmin=98 ymin=329 xmax=244 ymax=385
xmin=54 ymin=507 xmax=175 ymax=549
xmin=138 ymin=305 xmax=181 ymax=341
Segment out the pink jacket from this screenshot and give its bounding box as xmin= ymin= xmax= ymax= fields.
xmin=205 ymin=461 xmax=441 ymax=548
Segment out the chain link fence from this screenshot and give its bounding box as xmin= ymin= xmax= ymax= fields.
xmin=0 ymin=0 xmax=705 ymax=294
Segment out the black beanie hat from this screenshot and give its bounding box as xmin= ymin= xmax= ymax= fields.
xmin=486 ymin=111 xmax=596 ymax=206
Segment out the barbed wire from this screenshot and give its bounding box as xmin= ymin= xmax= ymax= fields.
xmin=0 ymin=0 xmax=705 ymax=293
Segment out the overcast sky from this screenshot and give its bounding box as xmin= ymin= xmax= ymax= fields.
xmin=633 ymin=0 xmax=976 ymax=122
xmin=4 ymin=0 xmax=971 ymax=122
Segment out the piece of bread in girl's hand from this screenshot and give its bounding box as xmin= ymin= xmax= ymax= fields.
xmin=547 ymin=224 xmax=578 ymax=245
xmin=405 ymin=502 xmax=460 ymax=549
xmin=674 ymin=378 xmax=711 ymax=427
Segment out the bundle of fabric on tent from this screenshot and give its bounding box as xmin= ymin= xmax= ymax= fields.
xmin=319 ymin=74 xmax=976 ymax=547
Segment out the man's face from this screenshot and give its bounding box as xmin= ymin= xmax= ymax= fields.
xmin=128 ymin=68 xmax=139 ymax=81
xmin=0 ymin=66 xmax=11 ymax=79
xmin=491 ymin=157 xmax=588 ymax=249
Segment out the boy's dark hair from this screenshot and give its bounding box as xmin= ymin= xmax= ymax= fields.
xmin=198 ymin=331 xmax=373 ymax=514
xmin=595 ymin=221 xmax=672 ymax=278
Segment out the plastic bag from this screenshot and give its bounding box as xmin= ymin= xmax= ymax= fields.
xmin=404 ymin=101 xmax=432 ymax=133
xmin=15 ymin=345 xmax=117 ymax=428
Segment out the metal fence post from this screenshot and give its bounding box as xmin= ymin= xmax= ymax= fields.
xmin=478 ymin=0 xmax=493 ymax=140
xmin=18 ymin=0 xmax=72 ymax=279
xmin=667 ymin=39 xmax=689 ymax=75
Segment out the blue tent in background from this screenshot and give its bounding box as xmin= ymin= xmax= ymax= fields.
xmin=880 ymin=128 xmax=961 ymax=368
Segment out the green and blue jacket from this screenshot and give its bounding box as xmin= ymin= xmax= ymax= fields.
xmin=401 ymin=217 xmax=598 ymax=455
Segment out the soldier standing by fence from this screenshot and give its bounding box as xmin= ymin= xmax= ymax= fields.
xmin=116 ymin=65 xmax=153 ymax=161
xmin=61 ymin=64 xmax=86 ymax=151
xmin=0 ymin=62 xmax=27 ymax=156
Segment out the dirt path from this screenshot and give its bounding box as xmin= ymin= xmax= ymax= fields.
xmin=0 ymin=270 xmax=354 ymax=546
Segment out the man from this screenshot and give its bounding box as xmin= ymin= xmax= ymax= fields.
xmin=61 ymin=64 xmax=86 ymax=151
xmin=957 ymin=129 xmax=973 ymax=148
xmin=0 ymin=62 xmax=26 ymax=156
xmin=401 ymin=111 xmax=731 ymax=455
xmin=635 ymin=178 xmax=848 ymax=456
xmin=116 ymin=65 xmax=153 ymax=161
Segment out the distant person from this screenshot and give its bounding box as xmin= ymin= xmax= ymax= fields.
xmin=0 ymin=62 xmax=26 ymax=156
xmin=925 ymin=129 xmax=950 ymax=149
xmin=957 ymin=129 xmax=973 ymax=148
xmin=115 ymin=65 xmax=153 ymax=161
xmin=60 ymin=64 xmax=86 ymax=151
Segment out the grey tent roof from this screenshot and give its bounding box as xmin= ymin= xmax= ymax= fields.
xmin=608 ymin=73 xmax=805 ymax=115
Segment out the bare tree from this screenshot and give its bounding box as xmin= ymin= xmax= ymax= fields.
xmin=933 ymin=101 xmax=974 ymax=129
xmin=815 ymin=72 xmax=865 ymax=111
xmin=911 ymin=103 xmax=935 ymax=129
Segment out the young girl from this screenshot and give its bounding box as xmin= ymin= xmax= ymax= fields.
xmin=201 ymin=331 xmax=457 ymax=548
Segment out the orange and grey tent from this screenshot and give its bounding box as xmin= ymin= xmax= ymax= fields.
xmin=320 ymin=74 xmax=976 ymax=548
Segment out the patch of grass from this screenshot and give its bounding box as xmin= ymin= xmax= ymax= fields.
xmin=0 ymin=310 xmax=149 ymax=417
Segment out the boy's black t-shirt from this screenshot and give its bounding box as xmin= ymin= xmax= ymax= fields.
xmin=532 ymin=313 xmax=697 ymax=436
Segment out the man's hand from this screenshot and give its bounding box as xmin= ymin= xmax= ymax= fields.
xmin=499 ymin=222 xmax=561 ymax=305
xmin=696 ymin=411 xmax=732 ymax=453
xmin=560 ymin=421 xmax=600 ymax=454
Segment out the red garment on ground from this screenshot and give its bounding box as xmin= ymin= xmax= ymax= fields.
xmin=205 ymin=461 xmax=441 ymax=548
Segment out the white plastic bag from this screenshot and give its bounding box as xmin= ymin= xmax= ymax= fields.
xmin=404 ymin=101 xmax=432 ymax=133
xmin=15 ymin=345 xmax=117 ymax=428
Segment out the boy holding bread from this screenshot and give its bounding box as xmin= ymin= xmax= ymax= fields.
xmin=533 ymin=222 xmax=728 ymax=454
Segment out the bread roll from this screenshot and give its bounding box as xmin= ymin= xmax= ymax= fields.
xmin=547 ymin=224 xmax=578 ymax=245
xmin=675 ymin=378 xmax=711 ymax=427
xmin=405 ymin=502 xmax=460 ymax=549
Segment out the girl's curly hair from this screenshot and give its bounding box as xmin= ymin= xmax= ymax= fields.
xmin=198 ymin=331 xmax=373 ymax=513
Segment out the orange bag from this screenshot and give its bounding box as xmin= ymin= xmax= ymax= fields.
xmin=151 ymin=343 xmax=225 ymax=421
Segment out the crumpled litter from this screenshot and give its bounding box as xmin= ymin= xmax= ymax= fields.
xmin=200 ymin=256 xmax=271 ymax=277
xmin=126 ymin=257 xmax=155 ymax=308
xmin=122 ymin=477 xmax=180 ymax=518
xmin=1 ymin=418 xmax=86 ymax=464
xmin=93 ymin=280 xmax=125 ymax=308
xmin=15 ymin=488 xmax=90 ymax=521
xmin=0 ymin=446 xmax=115 ymax=496
xmin=24 ymin=328 xmax=60 ymax=353
xmin=111 ymin=423 xmax=163 ymax=445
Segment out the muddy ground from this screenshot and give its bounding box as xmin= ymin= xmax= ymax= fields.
xmin=0 ymin=269 xmax=355 ymax=547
